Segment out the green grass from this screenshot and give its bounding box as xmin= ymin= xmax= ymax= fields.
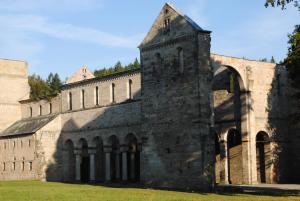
xmin=0 ymin=181 xmax=299 ymax=201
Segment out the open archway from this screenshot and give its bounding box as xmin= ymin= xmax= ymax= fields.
xmin=227 ymin=129 xmax=242 ymax=184
xmin=78 ymin=138 xmax=89 ymax=183
xmin=63 ymin=139 xmax=75 ymax=182
xmin=108 ymin=135 xmax=121 ymax=181
xmin=92 ymin=136 xmax=104 ymax=182
xmin=256 ymin=131 xmax=271 ymax=183
xmin=125 ymin=134 xmax=140 ymax=182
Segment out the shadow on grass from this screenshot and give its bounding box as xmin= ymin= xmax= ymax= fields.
xmin=60 ymin=181 xmax=300 ymax=197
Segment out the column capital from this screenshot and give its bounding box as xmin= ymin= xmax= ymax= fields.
xmin=103 ymin=146 xmax=112 ymax=153
xmin=120 ymin=145 xmax=129 ymax=152
xmin=74 ymin=149 xmax=82 ymax=155
xmin=88 ymin=148 xmax=97 ymax=154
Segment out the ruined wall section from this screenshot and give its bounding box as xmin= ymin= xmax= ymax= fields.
xmin=0 ymin=59 xmax=30 ymax=132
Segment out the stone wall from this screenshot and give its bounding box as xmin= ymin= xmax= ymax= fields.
xmin=20 ymin=95 xmax=61 ymax=119
xmin=0 ymin=59 xmax=29 ymax=132
xmin=139 ymin=3 xmax=214 ymax=191
xmin=0 ymin=134 xmax=36 ymax=180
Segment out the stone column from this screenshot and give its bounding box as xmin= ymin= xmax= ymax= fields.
xmin=220 ymin=140 xmax=229 ymax=184
xmin=104 ymin=146 xmax=112 ymax=182
xmin=120 ymin=146 xmax=128 ymax=181
xmin=88 ymin=149 xmax=96 ymax=183
xmin=74 ymin=150 xmax=82 ymax=183
xmin=115 ymin=152 xmax=120 ymax=180
xmin=130 ymin=152 xmax=136 ymax=180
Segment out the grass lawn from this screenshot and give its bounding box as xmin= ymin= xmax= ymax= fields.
xmin=0 ymin=181 xmax=299 ymax=201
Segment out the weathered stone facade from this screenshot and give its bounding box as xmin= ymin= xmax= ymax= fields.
xmin=0 ymin=3 xmax=299 ymax=190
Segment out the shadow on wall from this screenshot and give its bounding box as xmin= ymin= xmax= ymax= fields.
xmin=44 ymin=88 xmax=142 ymax=184
xmin=266 ymin=64 xmax=296 ymax=183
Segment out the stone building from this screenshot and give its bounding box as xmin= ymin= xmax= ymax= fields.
xmin=0 ymin=3 xmax=299 ymax=190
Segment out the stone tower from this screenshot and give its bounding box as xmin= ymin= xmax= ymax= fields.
xmin=0 ymin=59 xmax=29 ymax=132
xmin=139 ymin=3 xmax=214 ymax=190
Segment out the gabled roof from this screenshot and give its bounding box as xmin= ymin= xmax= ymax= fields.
xmin=139 ymin=3 xmax=210 ymax=48
xmin=65 ymin=66 xmax=95 ymax=84
xmin=0 ymin=114 xmax=58 ymax=137
xmin=165 ymin=3 xmax=210 ymax=32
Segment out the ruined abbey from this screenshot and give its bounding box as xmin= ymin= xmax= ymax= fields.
xmin=0 ymin=3 xmax=299 ymax=191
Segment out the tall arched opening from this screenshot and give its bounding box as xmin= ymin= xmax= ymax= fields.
xmin=92 ymin=137 xmax=104 ymax=182
xmin=108 ymin=135 xmax=121 ymax=181
xmin=78 ymin=138 xmax=89 ymax=183
xmin=125 ymin=134 xmax=140 ymax=182
xmin=256 ymin=131 xmax=271 ymax=183
xmin=63 ymin=139 xmax=75 ymax=182
xmin=227 ymin=129 xmax=242 ymax=184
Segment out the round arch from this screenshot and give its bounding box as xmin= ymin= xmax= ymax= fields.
xmin=125 ymin=133 xmax=140 ymax=182
xmin=63 ymin=139 xmax=75 ymax=182
xmin=256 ymin=131 xmax=271 ymax=183
xmin=108 ymin=135 xmax=121 ymax=181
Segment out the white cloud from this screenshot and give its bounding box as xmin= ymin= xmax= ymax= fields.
xmin=0 ymin=14 xmax=144 ymax=49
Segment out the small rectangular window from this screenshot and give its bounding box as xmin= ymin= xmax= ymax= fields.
xmin=68 ymin=92 xmax=73 ymax=110
xmin=81 ymin=90 xmax=85 ymax=109
xmin=95 ymin=86 xmax=99 ymax=105
xmin=29 ymin=162 xmax=33 ymax=171
xmin=111 ymin=83 xmax=115 ymax=103
xmin=49 ymin=103 xmax=52 ymax=114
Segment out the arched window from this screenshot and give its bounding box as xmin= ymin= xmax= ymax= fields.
xmin=22 ymin=158 xmax=25 ymax=171
xmin=111 ymin=83 xmax=115 ymax=103
xmin=29 ymin=161 xmax=32 ymax=171
xmin=127 ymin=79 xmax=133 ymax=100
xmin=13 ymin=157 xmax=16 ymax=171
xmin=68 ymin=92 xmax=73 ymax=110
xmin=3 ymin=162 xmax=5 ymax=171
xmin=178 ymin=47 xmax=184 ymax=73
xmin=95 ymin=86 xmax=99 ymax=105
xmin=164 ymin=18 xmax=170 ymax=33
xmin=29 ymin=107 xmax=33 ymax=117
xmin=81 ymin=89 xmax=85 ymax=109
xmin=49 ymin=103 xmax=52 ymax=114
xmin=39 ymin=105 xmax=42 ymax=116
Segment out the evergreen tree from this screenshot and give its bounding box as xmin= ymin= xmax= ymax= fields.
xmin=94 ymin=58 xmax=140 ymax=77
xmin=270 ymin=56 xmax=276 ymax=63
xmin=46 ymin=73 xmax=62 ymax=94
xmin=114 ymin=61 xmax=123 ymax=72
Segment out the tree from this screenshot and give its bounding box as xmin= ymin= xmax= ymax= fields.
xmin=270 ymin=56 xmax=276 ymax=63
xmin=285 ymin=25 xmax=300 ymax=120
xmin=265 ymin=0 xmax=299 ymax=10
xmin=28 ymin=74 xmax=52 ymax=100
xmin=94 ymin=58 xmax=140 ymax=77
xmin=47 ymin=73 xmax=62 ymax=94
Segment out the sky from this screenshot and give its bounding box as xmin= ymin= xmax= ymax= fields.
xmin=0 ymin=0 xmax=299 ymax=80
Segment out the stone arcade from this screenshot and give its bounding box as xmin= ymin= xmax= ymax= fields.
xmin=0 ymin=3 xmax=299 ymax=191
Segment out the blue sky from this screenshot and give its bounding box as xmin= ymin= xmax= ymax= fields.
xmin=0 ymin=0 xmax=299 ymax=80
